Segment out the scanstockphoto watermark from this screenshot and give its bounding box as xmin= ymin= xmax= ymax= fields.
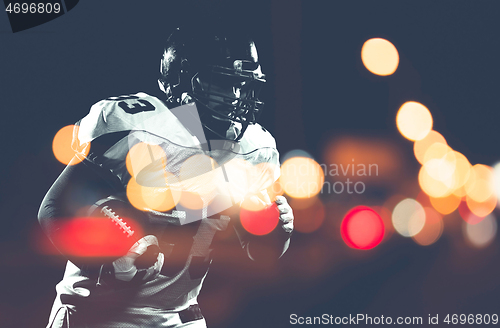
xmin=278 ymin=160 xmax=379 ymax=196
xmin=290 ymin=313 xmax=423 ymax=325
xmin=289 ymin=313 xmax=499 ymax=325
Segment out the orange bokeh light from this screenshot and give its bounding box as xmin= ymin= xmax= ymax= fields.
xmin=465 ymin=164 xmax=495 ymax=203
xmin=126 ymin=142 xmax=167 ymax=180
xmin=266 ymin=179 xmax=285 ymax=202
xmin=413 ymin=130 xmax=447 ymax=165
xmin=466 ymin=193 xmax=497 ymax=218
xmin=419 ymin=165 xmax=454 ymax=198
xmin=53 ymin=125 xmax=90 ymax=165
xmin=396 ymin=101 xmax=433 ymax=141
xmin=279 ymin=157 xmax=324 ymax=198
xmin=422 ymin=142 xmax=453 ymax=165
xmin=453 ymin=186 xmax=467 ymax=198
xmin=178 ymin=191 xmax=205 ymax=210
xmin=126 ymin=175 xmax=181 ymax=212
xmin=418 ymin=147 xmax=468 ymax=199
xmin=429 ymin=193 xmax=461 ymax=215
xmin=361 ymin=38 xmax=399 ymax=76
xmin=451 ymin=152 xmax=471 ymax=189
xmin=323 ymin=137 xmax=401 ymax=184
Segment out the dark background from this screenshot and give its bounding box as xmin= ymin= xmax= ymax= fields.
xmin=1 ymin=1 xmax=500 ymax=327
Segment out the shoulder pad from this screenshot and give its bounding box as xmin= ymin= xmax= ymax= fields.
xmin=238 ymin=123 xmax=277 ymax=153
xmin=75 ymin=93 xmax=203 ymax=149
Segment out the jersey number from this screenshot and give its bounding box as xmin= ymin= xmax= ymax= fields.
xmin=108 ymin=95 xmax=156 ymax=114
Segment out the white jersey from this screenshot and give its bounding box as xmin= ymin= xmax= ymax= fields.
xmin=47 ymin=93 xmax=280 ymax=327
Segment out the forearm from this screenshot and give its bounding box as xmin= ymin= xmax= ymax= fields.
xmin=38 ymin=157 xmax=124 ymax=265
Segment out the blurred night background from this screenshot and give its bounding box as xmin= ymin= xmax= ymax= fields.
xmin=1 ymin=1 xmax=500 ymax=327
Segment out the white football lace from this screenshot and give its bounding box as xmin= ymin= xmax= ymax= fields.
xmin=101 ymin=206 xmax=135 ymax=237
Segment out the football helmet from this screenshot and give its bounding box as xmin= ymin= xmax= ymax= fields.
xmin=158 ymin=26 xmax=266 ymax=140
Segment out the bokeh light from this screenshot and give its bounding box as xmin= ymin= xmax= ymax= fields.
xmin=493 ymin=162 xmax=500 ymax=202
xmin=453 ymin=185 xmax=467 ymax=198
xmin=412 ymin=207 xmax=443 ymax=246
xmin=266 ymin=179 xmax=285 ymax=202
xmin=392 ymin=198 xmax=426 ymax=237
xmin=396 ymin=101 xmax=433 ymax=141
xmin=323 ymin=137 xmax=401 ymax=184
xmin=178 ymin=191 xmax=205 ymax=210
xmin=240 ymin=202 xmax=280 ymax=236
xmin=361 ymin=38 xmax=399 ymax=76
xmin=413 ymin=130 xmax=447 ymax=165
xmin=422 ymin=150 xmax=456 ymax=188
xmin=248 ymin=162 xmax=280 ymax=196
xmin=49 ymin=216 xmax=143 ymax=258
xmin=126 ymin=142 xmax=167 ymax=181
xmin=279 ymin=156 xmax=324 ymax=198
xmin=450 ymin=151 xmax=471 ymax=191
xmin=465 ymin=164 xmax=494 ymax=203
xmin=127 ymin=177 xmax=148 ymax=211
xmin=418 ymin=146 xmax=463 ymax=199
xmin=126 ymin=175 xmax=181 ymax=212
xmin=463 ymin=214 xmax=497 ymax=248
xmin=281 ymin=149 xmax=314 ymax=163
xmin=341 ymin=206 xmax=385 ymax=250
xmin=419 ymin=165 xmax=454 ymax=198
xmin=179 ymin=154 xmax=219 ymax=201
xmin=458 ymin=200 xmax=485 ymax=225
xmin=53 ymin=125 xmax=90 ymax=165
xmin=429 ymin=193 xmax=461 ymax=215
xmin=466 ymin=194 xmax=497 ymax=218
xmin=240 ymin=194 xmax=269 ymax=212
xmin=422 ymin=142 xmax=453 ymax=165
xmin=290 ymin=197 xmax=325 ymax=233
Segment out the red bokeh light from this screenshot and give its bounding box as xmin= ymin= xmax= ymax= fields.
xmin=240 ymin=203 xmax=280 ymax=236
xmin=341 ymin=206 xmax=385 ymax=250
xmin=50 ymin=217 xmax=143 ymax=258
xmin=458 ymin=200 xmax=484 ymax=225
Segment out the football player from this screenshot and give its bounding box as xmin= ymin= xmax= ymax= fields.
xmin=38 ymin=25 xmax=293 ymax=328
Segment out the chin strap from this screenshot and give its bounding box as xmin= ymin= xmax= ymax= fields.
xmin=165 ymin=91 xmax=251 ymax=142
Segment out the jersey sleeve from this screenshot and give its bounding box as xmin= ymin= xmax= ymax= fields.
xmin=70 ymin=93 xmax=200 ymax=190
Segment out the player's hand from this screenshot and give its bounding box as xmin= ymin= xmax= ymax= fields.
xmin=275 ymin=196 xmax=294 ymax=234
xmin=112 ymin=235 xmax=164 ymax=282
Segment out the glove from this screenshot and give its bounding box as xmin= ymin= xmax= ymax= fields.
xmin=112 ymin=235 xmax=164 ymax=282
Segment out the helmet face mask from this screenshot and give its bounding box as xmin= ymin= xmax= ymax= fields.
xmin=190 ymin=62 xmax=266 ymax=124
xmin=159 ymin=27 xmax=266 ymax=137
